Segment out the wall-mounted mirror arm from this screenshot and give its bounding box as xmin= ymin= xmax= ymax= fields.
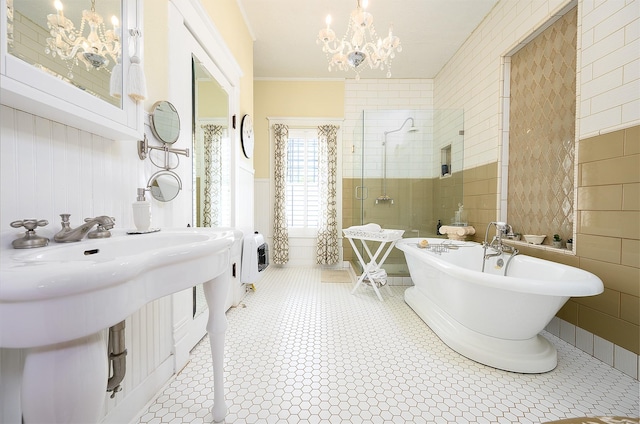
xmin=138 ymin=133 xmax=190 ymax=162
xmin=146 ymin=170 xmax=183 ymax=202
xmin=134 ymin=167 xmax=183 ymax=203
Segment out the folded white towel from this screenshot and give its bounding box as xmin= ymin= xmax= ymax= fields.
xmin=348 ymin=223 xmax=382 ymax=233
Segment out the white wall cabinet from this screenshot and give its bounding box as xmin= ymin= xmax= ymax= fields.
xmin=0 ymin=0 xmax=143 ymax=141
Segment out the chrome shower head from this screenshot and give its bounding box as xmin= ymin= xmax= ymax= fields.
xmin=403 ymin=117 xmax=419 ymax=133
xmin=384 ymin=117 xmax=418 ymax=136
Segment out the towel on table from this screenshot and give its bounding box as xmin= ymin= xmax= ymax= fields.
xmin=347 ymin=223 xmax=382 ymax=233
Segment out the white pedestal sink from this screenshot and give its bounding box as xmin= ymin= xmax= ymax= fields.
xmin=0 ymin=227 xmax=242 ymax=423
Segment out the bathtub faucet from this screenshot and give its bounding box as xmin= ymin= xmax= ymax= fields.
xmin=483 ymin=222 xmax=507 ymax=256
xmin=482 ymin=222 xmax=519 ymax=271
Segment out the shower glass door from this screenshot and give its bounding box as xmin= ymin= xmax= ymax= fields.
xmin=347 ymin=109 xmax=464 ymax=277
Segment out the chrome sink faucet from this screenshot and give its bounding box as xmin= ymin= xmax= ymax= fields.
xmin=54 ymin=214 xmax=115 ymax=242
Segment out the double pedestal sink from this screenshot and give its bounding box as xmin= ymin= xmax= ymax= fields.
xmin=0 ymin=227 xmax=242 ymax=423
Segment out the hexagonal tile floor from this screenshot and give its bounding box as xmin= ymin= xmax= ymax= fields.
xmin=137 ymin=267 xmax=639 ymax=424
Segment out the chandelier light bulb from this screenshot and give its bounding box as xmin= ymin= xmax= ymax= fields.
xmin=325 ymin=15 xmax=332 ymax=28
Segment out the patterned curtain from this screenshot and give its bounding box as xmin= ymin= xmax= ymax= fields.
xmin=202 ymin=125 xmax=223 ymax=227
xmin=272 ymin=124 xmax=289 ymax=264
xmin=316 ymin=125 xmax=340 ymax=264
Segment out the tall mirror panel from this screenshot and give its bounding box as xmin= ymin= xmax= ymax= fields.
xmin=192 ymin=57 xmax=230 ymax=228
xmin=192 ymin=56 xmax=229 ymax=318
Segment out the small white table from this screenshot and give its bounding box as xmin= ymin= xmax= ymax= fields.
xmin=343 ymin=228 xmax=405 ymax=301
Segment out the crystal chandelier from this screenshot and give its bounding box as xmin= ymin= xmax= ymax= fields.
xmin=45 ymin=0 xmax=121 ymax=79
xmin=317 ymin=0 xmax=401 ymax=80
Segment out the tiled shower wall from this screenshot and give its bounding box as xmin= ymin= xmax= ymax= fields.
xmin=342 ymin=79 xmax=434 ymax=180
xmin=341 ymin=80 xmax=434 ymax=268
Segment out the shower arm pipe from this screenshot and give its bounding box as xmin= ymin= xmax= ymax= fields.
xmin=380 ymin=117 xmax=416 ymax=199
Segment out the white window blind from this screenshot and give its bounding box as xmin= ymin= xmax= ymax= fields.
xmin=286 ymin=128 xmax=319 ymax=229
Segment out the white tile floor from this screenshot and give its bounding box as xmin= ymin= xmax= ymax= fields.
xmin=137 ymin=267 xmax=639 ymax=424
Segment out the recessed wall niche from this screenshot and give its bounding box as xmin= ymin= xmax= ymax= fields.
xmin=504 ymin=6 xmax=577 ymax=247
xmin=441 ymin=145 xmax=451 ymax=177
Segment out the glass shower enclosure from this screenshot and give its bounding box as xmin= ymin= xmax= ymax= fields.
xmin=345 ymin=109 xmax=464 ymax=277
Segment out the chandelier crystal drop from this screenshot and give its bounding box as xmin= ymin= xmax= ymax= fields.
xmin=45 ymin=0 xmax=121 ymax=79
xmin=317 ymin=0 xmax=401 ymax=80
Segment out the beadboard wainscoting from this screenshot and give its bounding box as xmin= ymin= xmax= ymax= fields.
xmin=0 ymin=105 xmax=194 ymax=423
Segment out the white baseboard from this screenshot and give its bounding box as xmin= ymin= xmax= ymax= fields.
xmin=545 ymin=316 xmax=639 ymax=381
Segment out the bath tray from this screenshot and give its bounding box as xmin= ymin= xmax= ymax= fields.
xmin=343 ymin=228 xmax=405 ymax=241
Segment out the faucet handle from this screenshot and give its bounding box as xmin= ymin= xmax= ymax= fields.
xmin=10 ymin=219 xmax=49 ymax=231
xmin=85 ymin=216 xmax=115 ymax=239
xmin=9 ymin=220 xmax=49 ymax=248
xmin=84 ymin=216 xmax=116 ymax=222
xmin=84 ymin=216 xmax=116 ymax=227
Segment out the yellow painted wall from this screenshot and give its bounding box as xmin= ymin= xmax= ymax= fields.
xmin=253 ymin=80 xmax=345 ymax=178
xmin=143 ymin=3 xmax=169 ymax=109
xmin=201 ymin=0 xmax=254 ymax=121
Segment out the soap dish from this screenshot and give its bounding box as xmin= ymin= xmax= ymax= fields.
xmin=524 ymin=234 xmax=546 ymax=245
xmin=126 ymin=228 xmax=161 ymax=235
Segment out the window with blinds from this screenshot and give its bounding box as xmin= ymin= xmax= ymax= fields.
xmin=286 ymin=129 xmax=319 ymax=229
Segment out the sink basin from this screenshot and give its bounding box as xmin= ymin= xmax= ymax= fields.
xmin=0 ymin=227 xmax=239 ymax=348
xmin=13 ymin=232 xmax=210 ymax=263
xmin=1 ymin=226 xmax=241 ymax=423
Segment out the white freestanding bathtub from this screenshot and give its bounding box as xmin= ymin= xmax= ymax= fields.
xmin=396 ymin=238 xmax=604 ymax=373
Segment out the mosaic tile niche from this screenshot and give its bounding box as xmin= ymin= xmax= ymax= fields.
xmin=507 ymin=7 xmax=577 ymax=244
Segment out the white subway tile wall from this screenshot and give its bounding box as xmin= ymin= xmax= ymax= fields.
xmin=580 ymin=0 xmax=639 ymax=136
xmin=434 ymin=0 xmax=639 ymax=168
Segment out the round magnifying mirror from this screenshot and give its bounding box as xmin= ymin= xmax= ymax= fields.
xmin=150 ymin=101 xmax=180 ymax=144
xmin=148 ymin=170 xmax=182 ymax=202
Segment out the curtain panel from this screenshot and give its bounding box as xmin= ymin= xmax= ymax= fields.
xmin=316 ymin=125 xmax=340 ymax=265
xmin=201 ymin=124 xmax=223 ymax=227
xmin=272 ymin=124 xmax=290 ymax=264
